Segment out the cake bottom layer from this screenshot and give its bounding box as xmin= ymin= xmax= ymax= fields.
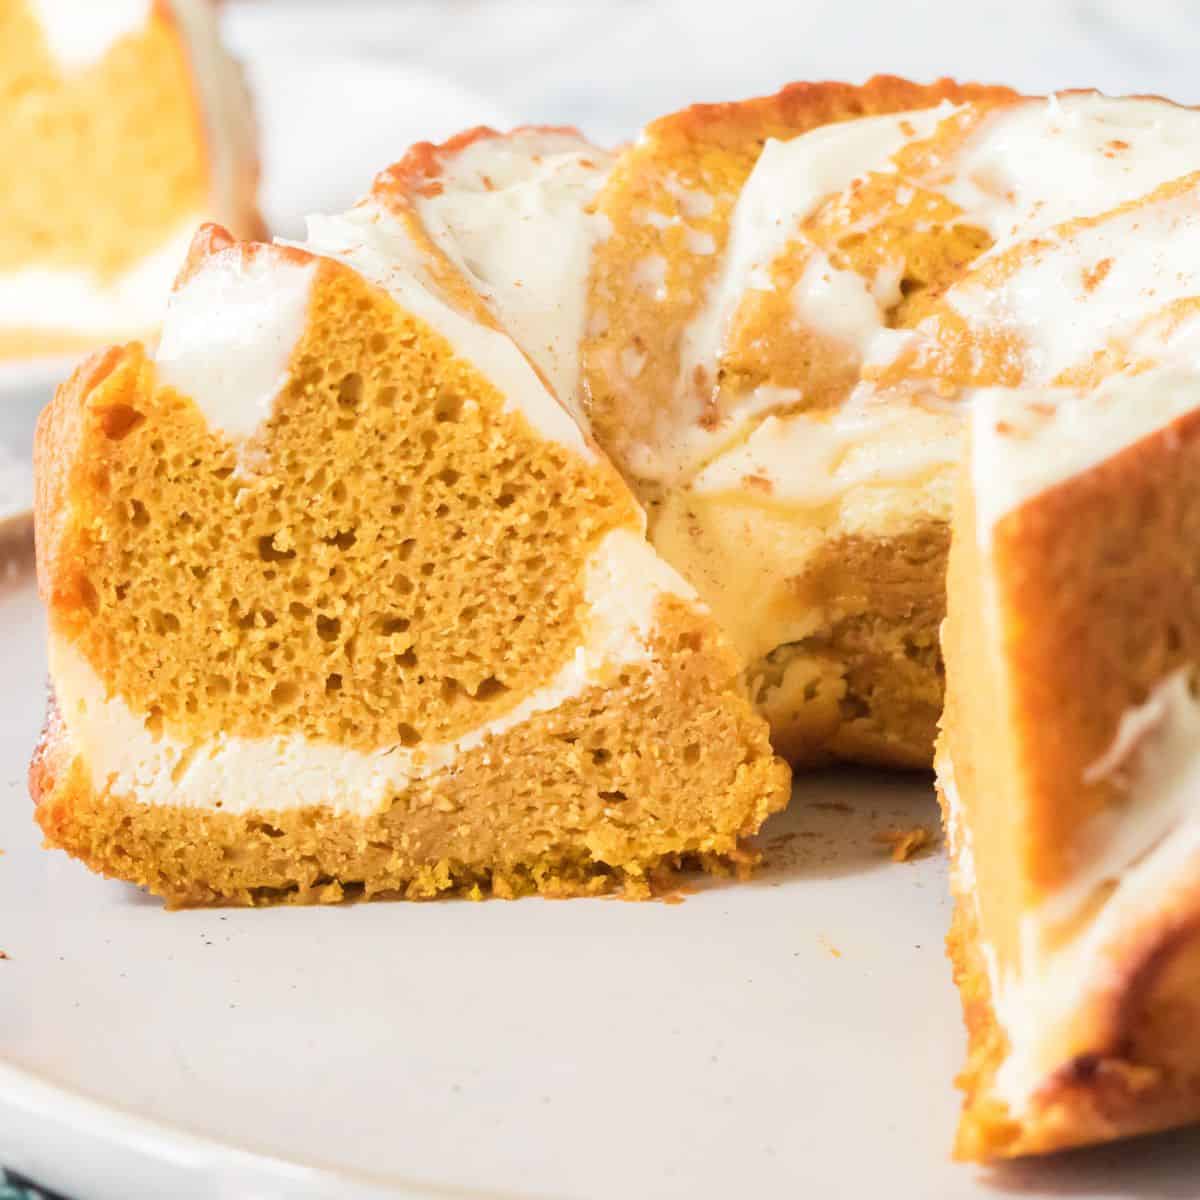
xmin=32 ymin=618 xmax=790 ymax=907
xmin=940 ymin=784 xmax=1200 ymax=1159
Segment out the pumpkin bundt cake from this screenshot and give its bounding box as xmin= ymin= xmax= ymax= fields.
xmin=0 ymin=0 xmax=261 ymax=361
xmin=29 ymin=72 xmax=1200 ymax=1162
xmin=30 ymin=142 xmax=789 ymax=906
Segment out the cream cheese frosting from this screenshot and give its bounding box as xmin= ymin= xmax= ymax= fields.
xmin=944 ymin=179 xmax=1200 ymax=382
xmin=52 ymin=528 xmax=699 ymax=818
xmin=632 ymin=103 xmax=958 ymax=484
xmin=970 ymin=364 xmax=1200 ymax=542
xmin=156 ymin=248 xmax=317 ymax=440
xmin=412 ymin=130 xmax=615 ymax=420
xmin=296 ymin=204 xmax=594 ymax=457
xmin=691 ymin=397 xmax=961 ymax=509
xmin=680 ymin=103 xmax=957 ymax=402
xmin=940 ymin=93 xmax=1200 ymax=242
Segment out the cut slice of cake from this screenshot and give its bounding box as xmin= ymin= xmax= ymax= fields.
xmin=940 ymin=368 xmax=1200 ymax=1157
xmin=0 ymin=0 xmax=261 ymax=360
xmin=30 ymin=155 xmax=789 ymax=905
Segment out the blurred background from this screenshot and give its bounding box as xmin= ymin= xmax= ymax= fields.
xmin=224 ymin=0 xmax=1200 ymax=237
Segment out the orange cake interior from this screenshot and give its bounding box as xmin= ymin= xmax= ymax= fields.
xmin=0 ymin=0 xmax=261 ymax=359
xmin=31 ymin=148 xmax=788 ymax=905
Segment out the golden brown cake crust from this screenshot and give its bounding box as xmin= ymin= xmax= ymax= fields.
xmin=942 ymin=406 xmax=1200 ymax=1158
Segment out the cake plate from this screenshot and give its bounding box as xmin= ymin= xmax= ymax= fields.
xmin=1 ymin=538 xmax=1198 ymax=1199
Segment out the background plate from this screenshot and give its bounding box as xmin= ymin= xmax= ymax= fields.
xmin=3 ymin=549 xmax=1200 ymax=1199
xmin=0 ymin=357 xmax=75 ymax=528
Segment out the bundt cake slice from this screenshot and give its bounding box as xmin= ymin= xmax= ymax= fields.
xmin=935 ymin=135 xmax=1200 ymax=1152
xmin=0 ymin=0 xmax=261 ymax=360
xmin=31 ymin=159 xmax=789 ymax=906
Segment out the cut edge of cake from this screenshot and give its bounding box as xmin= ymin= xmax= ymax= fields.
xmin=30 ymin=175 xmax=789 ymax=905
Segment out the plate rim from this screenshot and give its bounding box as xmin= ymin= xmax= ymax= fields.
xmin=0 ymin=1057 xmax=502 ymax=1200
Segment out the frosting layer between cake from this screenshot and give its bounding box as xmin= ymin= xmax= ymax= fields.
xmin=52 ymin=528 xmax=697 ymax=817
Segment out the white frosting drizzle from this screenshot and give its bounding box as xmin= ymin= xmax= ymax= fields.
xmin=941 ymin=93 xmax=1200 ymax=243
xmin=791 ymin=249 xmax=896 ymax=360
xmin=946 ymin=182 xmax=1200 ymax=382
xmin=691 ymin=103 xmax=957 ymax=369
xmin=296 ymin=203 xmax=593 ymax=457
xmin=27 ymin=0 xmax=152 ymax=70
xmin=413 ymin=131 xmax=614 ymax=422
xmin=156 ymin=250 xmax=317 ymax=440
xmin=637 ymin=103 xmax=959 ymax=484
xmin=970 ymin=365 xmax=1200 ymax=540
xmin=51 ymin=529 xmax=698 ymax=817
xmin=691 ymin=398 xmax=961 ymax=507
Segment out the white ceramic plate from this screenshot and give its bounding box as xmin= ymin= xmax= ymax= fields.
xmin=2 ymin=549 xmax=1199 ymax=1200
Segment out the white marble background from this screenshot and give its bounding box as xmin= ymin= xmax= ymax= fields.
xmin=226 ymin=0 xmax=1200 ymax=233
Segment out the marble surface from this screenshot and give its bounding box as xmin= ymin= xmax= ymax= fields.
xmin=226 ymin=0 xmax=1200 ymax=232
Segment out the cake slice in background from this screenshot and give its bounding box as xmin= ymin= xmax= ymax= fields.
xmin=29 ymin=137 xmax=789 ymax=906
xmin=0 ymin=0 xmax=261 ymax=361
